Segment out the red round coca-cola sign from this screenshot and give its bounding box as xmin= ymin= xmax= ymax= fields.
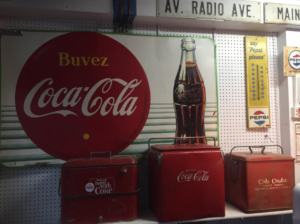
xmin=15 ymin=32 xmax=150 ymax=161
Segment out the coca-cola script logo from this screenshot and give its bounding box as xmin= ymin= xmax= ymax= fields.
xmin=15 ymin=32 xmax=151 ymax=160
xmin=174 ymin=86 xmax=202 ymax=100
xmin=173 ymin=84 xmax=204 ymax=105
xmin=177 ymin=169 xmax=209 ymax=182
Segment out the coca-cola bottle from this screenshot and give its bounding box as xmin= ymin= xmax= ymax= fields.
xmin=173 ymin=38 xmax=206 ymax=144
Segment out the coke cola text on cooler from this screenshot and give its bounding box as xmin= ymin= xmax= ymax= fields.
xmin=173 ymin=38 xmax=206 ymax=144
xmin=177 ymin=170 xmax=209 ymax=182
xmin=258 ymin=178 xmax=288 ymax=185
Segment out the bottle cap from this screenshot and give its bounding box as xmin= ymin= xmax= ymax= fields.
xmin=181 ymin=38 xmax=196 ymax=51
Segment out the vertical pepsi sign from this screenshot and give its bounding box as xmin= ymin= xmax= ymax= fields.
xmin=245 ymin=36 xmax=271 ymax=129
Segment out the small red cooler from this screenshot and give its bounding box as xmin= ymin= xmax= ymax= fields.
xmin=224 ymin=145 xmax=295 ymax=213
xmin=60 ymin=153 xmax=139 ymax=224
xmin=148 ymin=137 xmax=225 ymax=222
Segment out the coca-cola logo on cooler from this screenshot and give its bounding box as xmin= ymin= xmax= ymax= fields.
xmin=177 ymin=169 xmax=209 ymax=182
xmin=15 ymin=32 xmax=151 ymax=160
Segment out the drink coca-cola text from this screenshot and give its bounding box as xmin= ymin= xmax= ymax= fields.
xmin=86 ymin=178 xmax=115 ymax=194
xmin=24 ymin=78 xmax=142 ymax=118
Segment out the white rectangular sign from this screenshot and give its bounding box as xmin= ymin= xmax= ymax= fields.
xmin=264 ymin=2 xmax=300 ymax=25
xmin=157 ymin=0 xmax=261 ymax=23
xmin=0 ymin=32 xmax=218 ymax=167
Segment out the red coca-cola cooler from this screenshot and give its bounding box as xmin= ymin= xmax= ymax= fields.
xmin=148 ymin=137 xmax=225 ymax=222
xmin=224 ymin=145 xmax=295 ymax=213
xmin=60 ymin=153 xmax=139 ymax=223
xmin=11 ymin=32 xmax=152 ymax=224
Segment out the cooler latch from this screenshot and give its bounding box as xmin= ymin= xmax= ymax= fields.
xmin=119 ymin=167 xmax=128 ymax=177
xmin=231 ymin=159 xmax=239 ymax=181
xmin=158 ymin=153 xmax=163 ymax=166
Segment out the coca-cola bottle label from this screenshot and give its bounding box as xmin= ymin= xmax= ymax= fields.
xmin=15 ymin=32 xmax=151 ymax=161
xmin=174 ymin=84 xmax=204 ymax=105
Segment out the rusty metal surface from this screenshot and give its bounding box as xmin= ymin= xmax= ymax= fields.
xmin=225 ymin=151 xmax=295 ymax=213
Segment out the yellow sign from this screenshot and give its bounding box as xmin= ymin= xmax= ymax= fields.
xmin=284 ymin=46 xmax=300 ymax=76
xmin=245 ymin=36 xmax=270 ymax=129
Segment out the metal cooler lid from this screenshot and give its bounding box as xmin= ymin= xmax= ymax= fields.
xmin=62 ymin=156 xmax=137 ymax=168
xmin=151 ymin=143 xmax=220 ymax=152
xmin=225 ymin=151 xmax=294 ymax=161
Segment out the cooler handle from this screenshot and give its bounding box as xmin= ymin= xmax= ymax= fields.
xmin=229 ymin=145 xmax=284 ymax=181
xmin=260 ymin=145 xmax=283 ymax=155
xmin=148 ymin=136 xmax=216 ymax=150
xmin=147 ymin=137 xmax=224 ymax=161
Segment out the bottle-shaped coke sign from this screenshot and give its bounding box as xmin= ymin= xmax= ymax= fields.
xmin=173 ymin=38 xmax=206 ymax=144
